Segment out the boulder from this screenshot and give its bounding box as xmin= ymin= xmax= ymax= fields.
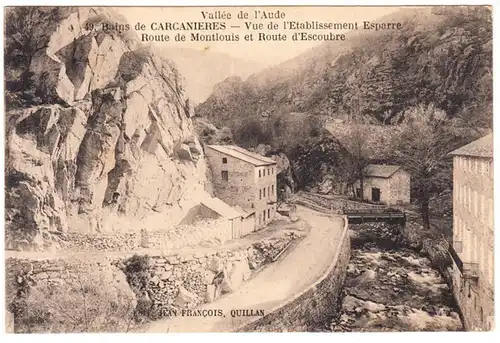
xmin=205 ymin=284 xmax=217 ymax=302
xmin=202 ymin=270 xmax=216 ymax=285
xmin=208 ymin=257 xmax=224 ymax=273
xmin=220 ymin=260 xmax=251 ymax=293
xmin=362 ymin=300 xmax=386 ymax=313
xmin=174 ymin=286 xmax=198 ymax=309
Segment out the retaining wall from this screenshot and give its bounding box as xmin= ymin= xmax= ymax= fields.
xmin=296 ymin=192 xmax=385 ymax=214
xmin=55 ymin=218 xmax=233 ymax=252
xmin=236 ymin=216 xmax=350 ymax=332
xmin=6 ymin=234 xmax=296 ymax=331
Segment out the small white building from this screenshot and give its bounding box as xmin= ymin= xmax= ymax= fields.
xmin=180 ymin=197 xmax=245 ymax=240
xmin=352 ymin=164 xmax=410 ymax=205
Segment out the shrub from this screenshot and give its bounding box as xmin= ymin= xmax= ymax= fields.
xmin=11 ymin=263 xmax=137 ymax=333
xmin=123 ymin=254 xmax=150 ymax=295
xmin=123 ymin=255 xmax=152 ymax=321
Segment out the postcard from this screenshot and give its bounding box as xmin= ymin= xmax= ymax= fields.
xmin=3 ymin=5 xmax=493 ymax=333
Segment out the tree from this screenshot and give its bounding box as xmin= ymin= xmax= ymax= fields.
xmin=343 ymin=55 xmax=370 ymax=199
xmin=391 ymin=104 xmax=461 ymax=230
xmin=344 ymin=121 xmax=370 ymax=199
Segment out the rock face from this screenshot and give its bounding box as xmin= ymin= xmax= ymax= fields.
xmin=4 ymin=7 xmax=210 ymax=250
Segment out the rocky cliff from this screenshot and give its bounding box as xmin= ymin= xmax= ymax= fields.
xmin=5 ymin=7 xmax=209 ymax=250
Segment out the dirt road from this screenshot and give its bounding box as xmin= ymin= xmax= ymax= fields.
xmin=141 ymin=206 xmax=345 ymax=332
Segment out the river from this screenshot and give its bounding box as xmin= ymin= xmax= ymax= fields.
xmin=329 ymin=222 xmax=463 ymax=332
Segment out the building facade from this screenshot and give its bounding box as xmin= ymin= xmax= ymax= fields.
xmin=352 ymin=164 xmax=410 ymax=205
xmin=449 ymin=133 xmax=494 ymax=331
xmin=205 ymin=145 xmax=277 ymax=230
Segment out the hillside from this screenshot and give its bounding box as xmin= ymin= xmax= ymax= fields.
xmin=160 ymin=47 xmax=265 ymax=105
xmin=196 ymin=7 xmax=492 ymax=127
xmin=4 ymin=7 xmax=211 ymax=250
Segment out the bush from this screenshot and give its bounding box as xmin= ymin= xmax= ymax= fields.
xmin=123 ymin=254 xmax=150 ymax=295
xmin=11 ymin=263 xmax=137 ymax=333
xmin=123 ymin=255 xmax=152 ymax=321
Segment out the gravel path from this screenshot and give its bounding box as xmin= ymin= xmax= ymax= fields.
xmin=140 ymin=206 xmax=345 ymax=333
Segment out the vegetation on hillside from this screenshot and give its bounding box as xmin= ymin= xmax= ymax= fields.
xmin=197 ymin=7 xmax=492 ymax=127
xmin=9 ymin=264 xmax=136 ymax=333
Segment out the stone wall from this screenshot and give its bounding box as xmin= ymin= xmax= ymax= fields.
xmin=296 ymin=191 xmax=385 ymax=214
xmin=140 ymin=218 xmax=233 ymax=250
xmin=450 ymin=261 xmax=494 ymax=331
xmin=236 ymin=217 xmax=350 ymax=332
xmin=353 ymin=177 xmax=389 ymax=204
xmin=388 ymin=169 xmax=411 ymax=205
xmin=44 ymin=218 xmax=234 ymax=252
xmin=205 ymin=147 xmax=256 ymax=210
xmin=6 ymin=234 xmax=297 ymax=332
xmin=142 ymin=248 xmax=256 ymax=315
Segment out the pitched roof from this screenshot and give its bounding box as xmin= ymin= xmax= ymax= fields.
xmin=449 ymin=133 xmax=493 ymax=158
xmin=201 ymin=197 xmax=242 ymax=219
xmin=364 ymin=164 xmax=402 ymax=178
xmin=233 ymin=205 xmax=255 ymax=218
xmin=206 ymin=145 xmax=276 ymax=166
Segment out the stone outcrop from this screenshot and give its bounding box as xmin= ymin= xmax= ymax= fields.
xmin=4 ymin=7 xmax=210 ymax=250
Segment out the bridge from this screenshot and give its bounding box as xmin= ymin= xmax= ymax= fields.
xmin=343 ymin=208 xmax=406 ymax=225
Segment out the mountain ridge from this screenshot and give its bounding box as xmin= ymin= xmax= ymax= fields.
xmin=196 ymin=6 xmax=492 ymax=126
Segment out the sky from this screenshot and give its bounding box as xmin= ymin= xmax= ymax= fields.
xmin=117 ymin=6 xmax=400 ymax=65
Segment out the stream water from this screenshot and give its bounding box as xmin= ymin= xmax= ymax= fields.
xmin=329 ymin=222 xmax=463 ymax=332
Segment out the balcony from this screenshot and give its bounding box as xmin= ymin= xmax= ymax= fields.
xmin=462 ymin=262 xmax=479 ymax=281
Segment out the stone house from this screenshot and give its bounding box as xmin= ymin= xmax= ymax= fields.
xmin=449 ymin=133 xmax=493 ymax=331
xmin=352 ymin=164 xmax=410 ymax=205
xmin=205 ymin=145 xmax=277 ymax=232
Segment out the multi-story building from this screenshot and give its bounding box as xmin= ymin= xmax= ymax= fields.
xmin=449 ymin=133 xmax=494 ymax=331
xmin=205 ymin=145 xmax=277 ymax=232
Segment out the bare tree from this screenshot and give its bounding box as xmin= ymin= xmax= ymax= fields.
xmin=344 ymin=121 xmax=370 ymax=199
xmin=391 ymin=104 xmax=459 ymax=230
xmin=344 ymin=55 xmax=370 ymax=199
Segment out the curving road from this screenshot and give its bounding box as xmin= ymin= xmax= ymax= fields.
xmin=141 ymin=206 xmax=345 ymax=333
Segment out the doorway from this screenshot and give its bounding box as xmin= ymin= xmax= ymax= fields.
xmin=371 ymin=188 xmax=381 ymax=202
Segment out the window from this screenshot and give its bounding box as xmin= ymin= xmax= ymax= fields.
xmin=272 ymin=185 xmax=274 ymax=195
xmin=222 ymin=157 xmax=227 ymax=164
xmin=259 ymin=170 xmax=261 ymax=177
xmin=221 ymin=171 xmax=228 ymax=181
xmin=267 ymin=208 xmax=270 ymax=218
xmin=263 ymin=210 xmax=266 ymax=221
xmin=268 ymin=186 xmax=270 ymax=197
xmin=259 ymin=189 xmax=262 ymax=200
xmin=473 ymin=191 xmax=477 ymax=216
xmin=263 ymin=188 xmax=266 ymax=197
